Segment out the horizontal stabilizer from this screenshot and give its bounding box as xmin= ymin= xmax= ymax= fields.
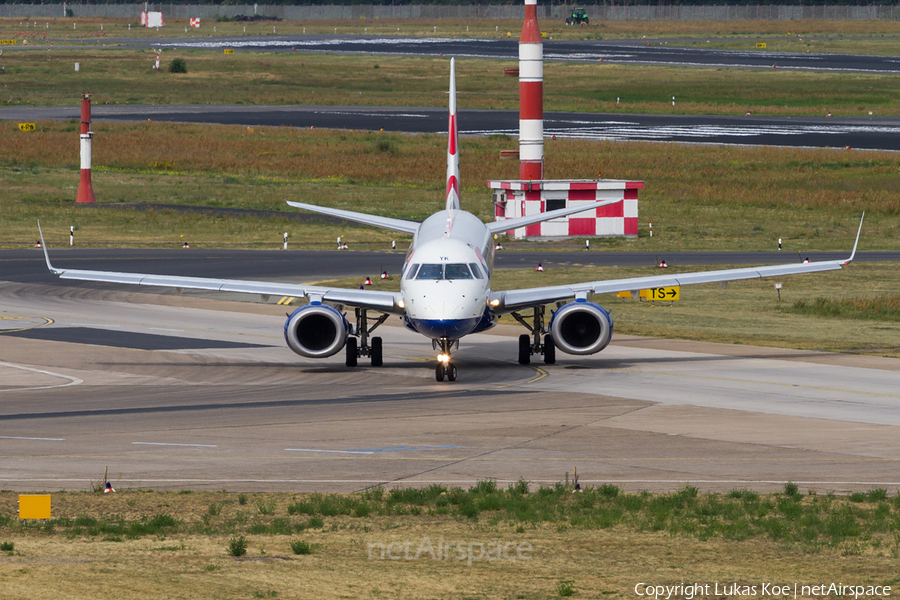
xmin=487 ymin=198 xmax=624 ymax=234
xmin=287 ymin=201 xmax=420 ymax=235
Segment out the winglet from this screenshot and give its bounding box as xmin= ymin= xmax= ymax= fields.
xmin=844 ymin=211 xmax=865 ymax=265
xmin=36 ymin=221 xmax=61 ymax=275
xmin=445 ymin=57 xmax=461 ymax=212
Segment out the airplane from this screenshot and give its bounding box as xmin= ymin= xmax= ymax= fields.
xmin=39 ymin=58 xmax=864 ymax=383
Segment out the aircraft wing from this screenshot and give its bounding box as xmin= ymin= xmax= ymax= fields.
xmin=287 ymin=201 xmax=420 ymax=234
xmin=37 ymin=224 xmax=402 ymax=314
xmin=493 ymin=213 xmax=864 ymax=312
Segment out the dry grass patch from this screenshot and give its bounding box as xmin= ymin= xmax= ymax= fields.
xmin=1 ymin=487 xmax=899 ymax=599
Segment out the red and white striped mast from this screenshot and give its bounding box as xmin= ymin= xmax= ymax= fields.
xmin=519 ymin=0 xmax=543 ymax=181
xmin=75 ymin=92 xmax=96 ymax=204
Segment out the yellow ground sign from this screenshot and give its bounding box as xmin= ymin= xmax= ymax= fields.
xmin=639 ymin=286 xmax=680 ymax=301
xmin=19 ymin=494 xmax=51 ymax=520
xmin=224 ymin=49 xmax=234 ymax=54
xmin=0 ymin=39 xmax=17 ymax=45
xmin=19 ymin=123 xmax=36 ymax=131
xmin=756 ymin=42 xmax=767 ymax=49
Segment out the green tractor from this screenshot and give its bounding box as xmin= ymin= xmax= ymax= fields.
xmin=565 ymin=7 xmax=589 ymax=25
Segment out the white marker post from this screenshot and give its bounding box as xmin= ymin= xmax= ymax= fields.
xmin=391 ymin=240 xmax=396 ymax=250
xmin=778 ymin=237 xmax=782 ymax=250
xmin=585 ymin=239 xmax=590 ymax=251
xmin=283 ymin=232 xmax=288 ymax=250
xmin=70 ymin=226 xmax=74 ymax=246
xmin=649 ymin=220 xmax=653 ymax=237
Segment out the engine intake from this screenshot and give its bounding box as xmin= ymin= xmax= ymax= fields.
xmin=284 ymin=304 xmax=350 ymax=358
xmin=549 ymin=301 xmax=613 ymax=355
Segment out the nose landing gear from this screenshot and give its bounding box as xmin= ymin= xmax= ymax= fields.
xmin=434 ymin=338 xmax=459 ymax=382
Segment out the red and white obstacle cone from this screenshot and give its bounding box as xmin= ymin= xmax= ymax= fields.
xmin=75 ymin=93 xmax=96 ymax=204
xmin=519 ymin=0 xmax=543 ymax=181
xmin=535 ymin=263 xmax=544 ymax=272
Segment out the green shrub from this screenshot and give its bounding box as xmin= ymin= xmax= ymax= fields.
xmin=511 ymin=477 xmax=530 ymax=495
xmin=866 ymin=488 xmax=888 ymax=502
xmin=783 ymin=482 xmax=800 ymax=496
xmin=290 ymin=540 xmax=312 ymax=555
xmin=257 ymin=499 xmax=277 ymax=515
xmin=168 ymin=58 xmax=188 ymax=74
xmin=472 ymin=479 xmax=497 ymax=494
xmin=227 ymin=536 xmax=248 ymax=557
xmin=238 ymin=493 xmax=248 ymax=506
xmin=0 ymin=541 xmax=13 ymax=552
xmin=557 ymin=580 xmax=576 ymax=597
xmin=307 ymin=516 xmax=324 ymax=529
xmin=599 ymin=484 xmax=619 ymax=498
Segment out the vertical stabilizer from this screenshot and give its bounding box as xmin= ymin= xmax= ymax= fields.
xmin=446 ymin=58 xmax=461 ymax=211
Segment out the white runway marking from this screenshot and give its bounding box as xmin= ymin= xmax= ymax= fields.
xmin=71 ymin=323 xmax=120 ymax=327
xmin=132 ymin=442 xmax=218 ymax=448
xmin=149 ymin=327 xmax=184 ymax=332
xmin=0 ymin=361 xmax=84 ymax=393
xmin=285 ymin=448 xmax=375 ymax=455
xmin=0 ymin=435 xmax=64 ymax=441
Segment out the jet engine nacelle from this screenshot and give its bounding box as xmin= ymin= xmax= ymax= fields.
xmin=283 ymin=304 xmax=350 ymax=359
xmin=549 ymin=300 xmax=613 ymax=355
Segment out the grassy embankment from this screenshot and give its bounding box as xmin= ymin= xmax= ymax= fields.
xmin=3 ymin=46 xmax=900 ymax=116
xmin=1 ymin=485 xmax=899 ymax=599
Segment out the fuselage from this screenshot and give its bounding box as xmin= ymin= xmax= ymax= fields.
xmin=401 ymin=209 xmax=496 ymax=340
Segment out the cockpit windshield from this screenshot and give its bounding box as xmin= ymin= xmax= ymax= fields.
xmin=414 ymin=264 xmax=474 ymax=280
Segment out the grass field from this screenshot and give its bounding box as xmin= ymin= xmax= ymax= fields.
xmin=3 ymin=46 xmax=900 ymax=116
xmin=1 ymin=485 xmax=899 ymax=599
xmin=3 ymin=122 xmax=896 ymax=251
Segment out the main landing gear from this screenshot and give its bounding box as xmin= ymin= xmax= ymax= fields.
xmin=346 ymin=307 xmax=389 ymax=368
xmin=434 ymin=338 xmax=459 ymax=382
xmin=511 ymin=305 xmax=556 ymax=366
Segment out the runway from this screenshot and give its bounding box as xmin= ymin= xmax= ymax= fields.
xmin=7 ymin=104 xmax=900 ymax=150
xmin=2 ymin=280 xmax=898 ymax=495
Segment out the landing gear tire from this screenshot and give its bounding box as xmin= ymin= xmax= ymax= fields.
xmin=435 ymin=363 xmax=445 ymax=382
xmin=518 ymin=334 xmax=531 ymax=365
xmin=371 ymin=336 xmax=383 ymax=367
xmin=447 ymin=363 xmax=457 ymax=382
xmin=543 ymin=334 xmax=556 ymax=364
xmin=345 ymin=337 xmax=358 ymax=367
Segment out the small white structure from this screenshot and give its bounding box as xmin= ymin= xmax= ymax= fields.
xmin=141 ymin=11 xmax=164 ymax=28
xmin=489 ymin=179 xmax=642 ymax=239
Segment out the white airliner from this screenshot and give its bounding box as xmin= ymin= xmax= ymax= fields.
xmin=40 ymin=59 xmax=863 ymax=382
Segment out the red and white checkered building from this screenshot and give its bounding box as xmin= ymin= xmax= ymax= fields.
xmin=489 ymin=179 xmax=642 ymax=239
xmin=189 ymin=18 xmax=200 ymax=28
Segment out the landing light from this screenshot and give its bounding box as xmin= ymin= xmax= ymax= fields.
xmin=398 ymin=299 xmax=405 ymax=309
xmin=437 ymin=353 xmax=450 ymax=363
xmin=489 ymin=298 xmax=500 ymax=307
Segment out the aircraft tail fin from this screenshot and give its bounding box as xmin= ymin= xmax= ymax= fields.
xmin=445 ymin=58 xmax=461 ymax=212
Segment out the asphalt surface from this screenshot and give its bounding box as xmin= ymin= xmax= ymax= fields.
xmin=154 ymin=35 xmax=900 ymax=74
xmin=1 ymin=281 xmax=898 ymax=493
xmin=7 ymin=103 xmax=900 ymax=150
